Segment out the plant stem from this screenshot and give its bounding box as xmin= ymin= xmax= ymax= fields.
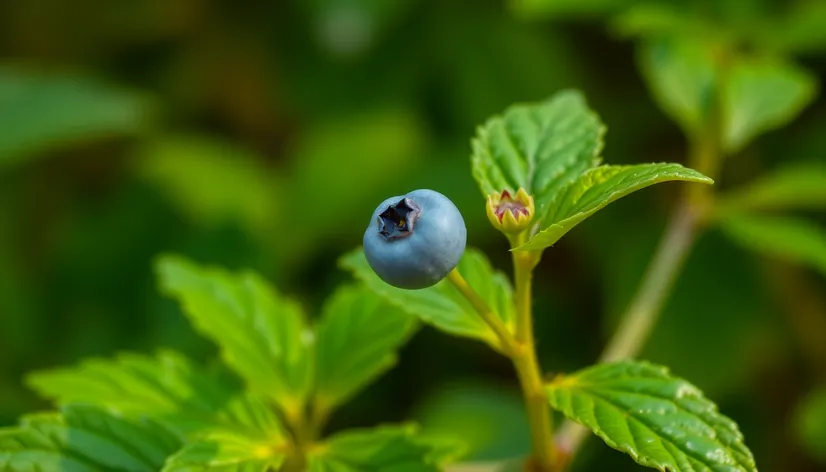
xmin=512 ymin=251 xmax=557 ymax=472
xmin=447 ymin=258 xmax=558 ymax=471
xmin=446 ymin=268 xmax=520 ymax=356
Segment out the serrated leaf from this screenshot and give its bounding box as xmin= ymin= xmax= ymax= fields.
xmin=26 ymin=350 xmax=285 ymax=439
xmin=308 ymin=425 xmax=463 ymax=472
xmin=0 ymin=68 xmax=150 ymax=167
xmin=0 ymin=404 xmax=181 ymax=471
xmin=722 ymin=58 xmax=817 ymax=153
xmin=717 ymin=162 xmax=826 ymax=213
xmin=163 ymin=428 xmax=286 ymax=472
xmin=795 ymin=387 xmax=826 ymax=464
xmin=546 ymin=361 xmax=756 ymax=472
xmin=26 ymin=351 xmax=239 ymax=429
xmin=315 ymin=285 xmax=417 ymax=411
xmin=156 ymin=255 xmax=313 ymax=419
xmin=638 ymin=37 xmax=717 ymax=138
xmin=340 ymin=248 xmax=515 ymax=351
xmin=470 ymin=90 xmax=605 ymax=220
xmin=517 ymin=163 xmax=712 ymax=251
xmin=720 ymin=215 xmax=826 ymax=276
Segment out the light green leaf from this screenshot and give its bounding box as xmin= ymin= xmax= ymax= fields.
xmin=720 ymin=215 xmax=826 ymax=276
xmin=470 ymin=90 xmax=605 ymax=219
xmin=611 ymin=4 xmax=710 ymax=39
xmin=722 ymin=58 xmax=817 ymax=153
xmin=546 ymin=361 xmax=756 ymax=472
xmin=795 ymin=386 xmax=826 ymax=464
xmin=0 ymin=68 xmax=150 ymax=167
xmin=26 ymin=351 xmax=285 ymax=439
xmin=156 ymin=255 xmax=313 ymax=418
xmin=638 ymin=37 xmax=717 ymax=138
xmin=717 ymin=162 xmax=826 ymax=213
xmin=0 ymin=405 xmax=181 ymax=471
xmin=340 ymin=248 xmax=515 ymax=351
xmin=308 ymin=425 xmax=463 ymax=472
xmin=517 ymin=163 xmax=712 ymax=251
xmin=163 ymin=428 xmax=286 ymax=472
xmin=315 ymin=285 xmax=417 ymax=411
xmin=133 ymin=135 xmax=280 ymax=235
xmin=26 ymin=350 xmax=241 ymax=435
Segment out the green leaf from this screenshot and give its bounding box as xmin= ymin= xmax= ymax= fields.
xmin=517 ymin=163 xmax=712 ymax=251
xmin=716 ymin=162 xmax=826 ymax=213
xmin=340 ymin=248 xmax=515 ymax=351
xmin=134 ymin=135 xmax=280 ymax=235
xmin=509 ymin=0 xmax=631 ymax=20
xmin=414 ymin=381 xmax=530 ymax=461
xmin=611 ymin=4 xmax=710 ymax=39
xmin=546 ymin=361 xmax=756 ymax=472
xmin=638 ymin=37 xmax=717 ymax=138
xmin=0 ymin=404 xmax=181 ymax=471
xmin=0 ymin=68 xmax=150 ymax=167
xmin=720 ymin=215 xmax=826 ymax=276
xmin=795 ymin=387 xmax=826 ymax=464
xmin=470 ymin=90 xmax=605 ymax=218
xmin=315 ymin=285 xmax=417 ymax=411
xmin=156 ymin=255 xmax=313 ymax=418
xmin=26 ymin=350 xmax=241 ymax=435
xmin=163 ymin=428 xmax=286 ymax=472
xmin=308 ymin=425 xmax=463 ymax=472
xmin=722 ymin=58 xmax=817 ymax=153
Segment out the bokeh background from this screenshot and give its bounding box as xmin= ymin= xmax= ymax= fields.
xmin=1 ymin=0 xmax=826 ymax=470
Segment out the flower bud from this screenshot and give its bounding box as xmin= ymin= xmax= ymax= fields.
xmin=486 ymin=188 xmax=535 ymax=234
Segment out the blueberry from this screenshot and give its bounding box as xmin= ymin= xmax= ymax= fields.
xmin=364 ymin=189 xmax=467 ymax=289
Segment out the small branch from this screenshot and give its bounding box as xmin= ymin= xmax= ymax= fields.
xmin=446 ymin=268 xmax=520 ymax=356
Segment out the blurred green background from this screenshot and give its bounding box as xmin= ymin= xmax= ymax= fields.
xmin=1 ymin=0 xmax=825 ymax=470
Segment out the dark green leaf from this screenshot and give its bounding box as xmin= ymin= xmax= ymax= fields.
xmin=722 ymin=58 xmax=817 ymax=153
xmin=156 ymin=255 xmax=313 ymax=419
xmin=414 ymin=381 xmax=529 ymax=461
xmin=315 ymin=285 xmax=417 ymax=411
xmin=510 ymin=0 xmax=631 ymax=20
xmin=470 ymin=90 xmax=605 ymax=219
xmin=717 ymin=162 xmax=826 ymax=213
xmin=308 ymin=425 xmax=463 ymax=472
xmin=517 ymin=164 xmax=712 ymax=251
xmin=638 ymin=37 xmax=717 ymax=138
xmin=546 ymin=361 xmax=756 ymax=472
xmin=0 ymin=68 xmax=150 ymax=167
xmin=340 ymin=248 xmax=515 ymax=351
xmin=720 ymin=215 xmax=826 ymax=276
xmin=0 ymin=405 xmax=181 ymax=471
xmin=795 ymin=387 xmax=826 ymax=464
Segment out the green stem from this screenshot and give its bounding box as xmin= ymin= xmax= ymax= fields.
xmin=447 ymin=260 xmax=557 ymax=471
xmin=512 ymin=250 xmax=557 ymax=472
xmin=446 ymin=268 xmax=520 ymax=356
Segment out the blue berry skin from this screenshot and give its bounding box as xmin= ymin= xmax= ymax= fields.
xmin=364 ymin=189 xmax=467 ymax=290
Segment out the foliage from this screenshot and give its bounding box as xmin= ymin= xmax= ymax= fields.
xmin=2 ymin=0 xmax=826 ymax=471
